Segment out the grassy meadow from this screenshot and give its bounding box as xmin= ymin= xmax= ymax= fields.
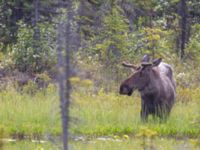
xmin=0 ymin=80 xmax=199 ymax=149
xmin=71 ymin=89 xmax=200 ymax=137
xmin=1 ymin=0 xmax=200 ymax=149
xmin=0 ymin=84 xmax=61 ymax=138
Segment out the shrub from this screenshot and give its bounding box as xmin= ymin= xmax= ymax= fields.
xmin=11 ymin=22 xmax=56 ymax=73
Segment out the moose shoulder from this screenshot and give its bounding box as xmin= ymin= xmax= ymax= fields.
xmin=119 ymin=55 xmax=176 ymax=121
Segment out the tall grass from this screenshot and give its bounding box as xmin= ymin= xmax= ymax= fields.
xmin=0 ymin=85 xmax=61 ymax=138
xmin=4 ymin=141 xmax=59 ymax=150
xmin=71 ymin=87 xmax=200 ymax=137
xmin=0 ymin=83 xmax=199 ymax=138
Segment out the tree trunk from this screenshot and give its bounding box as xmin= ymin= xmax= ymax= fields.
xmin=57 ymin=0 xmax=73 ymax=150
xmin=33 ymin=0 xmax=41 ymax=72
xmin=63 ymin=0 xmax=73 ymax=148
xmin=57 ymin=23 xmax=68 ymax=149
xmin=179 ymin=0 xmax=187 ymax=59
xmin=33 ymin=0 xmax=40 ymax=40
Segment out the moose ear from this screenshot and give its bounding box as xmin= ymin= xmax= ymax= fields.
xmin=141 ymin=54 xmax=150 ymax=63
xmin=152 ymin=58 xmax=162 ymax=66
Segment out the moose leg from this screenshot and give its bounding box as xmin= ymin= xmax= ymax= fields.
xmin=156 ymin=105 xmax=169 ymax=122
xmin=141 ymin=104 xmax=148 ymax=122
xmin=141 ymin=110 xmax=148 ymax=122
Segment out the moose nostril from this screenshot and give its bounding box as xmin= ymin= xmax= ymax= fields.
xmin=128 ymin=89 xmax=133 ymax=96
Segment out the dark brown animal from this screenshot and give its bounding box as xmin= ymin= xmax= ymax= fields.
xmin=119 ymin=55 xmax=176 ymax=121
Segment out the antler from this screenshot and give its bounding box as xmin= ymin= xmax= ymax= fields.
xmin=122 ymin=61 xmax=138 ymax=70
xmin=141 ymin=62 xmax=152 ymax=66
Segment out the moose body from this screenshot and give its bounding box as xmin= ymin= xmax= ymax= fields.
xmin=120 ymin=55 xmax=176 ymax=121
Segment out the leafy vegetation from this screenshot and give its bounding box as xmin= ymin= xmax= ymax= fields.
xmin=11 ymin=23 xmax=56 ymax=72
xmin=0 ymin=0 xmax=200 ymax=149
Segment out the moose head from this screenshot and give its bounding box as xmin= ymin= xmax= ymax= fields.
xmin=119 ymin=55 xmax=162 ymax=96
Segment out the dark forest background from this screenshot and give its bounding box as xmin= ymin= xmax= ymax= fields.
xmin=0 ymin=0 xmax=200 ymax=91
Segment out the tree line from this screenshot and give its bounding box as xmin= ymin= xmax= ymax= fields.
xmin=0 ymin=0 xmax=199 ymax=72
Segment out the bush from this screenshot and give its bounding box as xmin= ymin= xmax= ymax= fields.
xmin=11 ymin=22 xmax=56 ymax=73
xmin=186 ymin=24 xmax=200 ymax=62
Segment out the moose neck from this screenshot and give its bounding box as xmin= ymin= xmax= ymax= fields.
xmin=139 ymin=69 xmax=161 ymax=96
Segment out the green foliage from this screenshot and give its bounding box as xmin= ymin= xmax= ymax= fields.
xmin=94 ymin=5 xmax=129 ymax=65
xmin=70 ymin=76 xmax=93 ymax=94
xmin=35 ymin=72 xmax=51 ymax=83
xmin=175 ymin=60 xmax=200 ymax=88
xmin=0 ymin=0 xmax=59 ymax=51
xmin=132 ymin=0 xmax=158 ymax=11
xmin=0 ymin=1 xmax=200 ymax=149
xmin=10 ymin=22 xmax=56 ymax=72
xmin=0 ymin=1 xmax=19 ymax=48
xmin=131 ymin=27 xmax=175 ymax=57
xmin=186 ymin=24 xmax=200 ymax=61
xmin=22 ymin=81 xmax=38 ymax=95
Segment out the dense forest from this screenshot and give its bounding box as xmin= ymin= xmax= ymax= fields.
xmin=0 ymin=0 xmax=200 ymax=78
xmin=0 ymin=0 xmax=200 ymax=149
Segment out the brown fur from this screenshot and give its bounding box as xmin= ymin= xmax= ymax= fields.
xmin=119 ymin=57 xmax=176 ymax=121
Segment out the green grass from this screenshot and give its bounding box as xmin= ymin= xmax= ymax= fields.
xmin=0 ymin=84 xmax=199 ymax=138
xmin=0 ymin=85 xmax=61 ymax=138
xmin=3 ymin=140 xmax=59 ymax=150
xmin=70 ymin=89 xmax=200 ymax=137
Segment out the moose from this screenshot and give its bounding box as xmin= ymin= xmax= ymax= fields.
xmin=119 ymin=55 xmax=176 ymax=121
